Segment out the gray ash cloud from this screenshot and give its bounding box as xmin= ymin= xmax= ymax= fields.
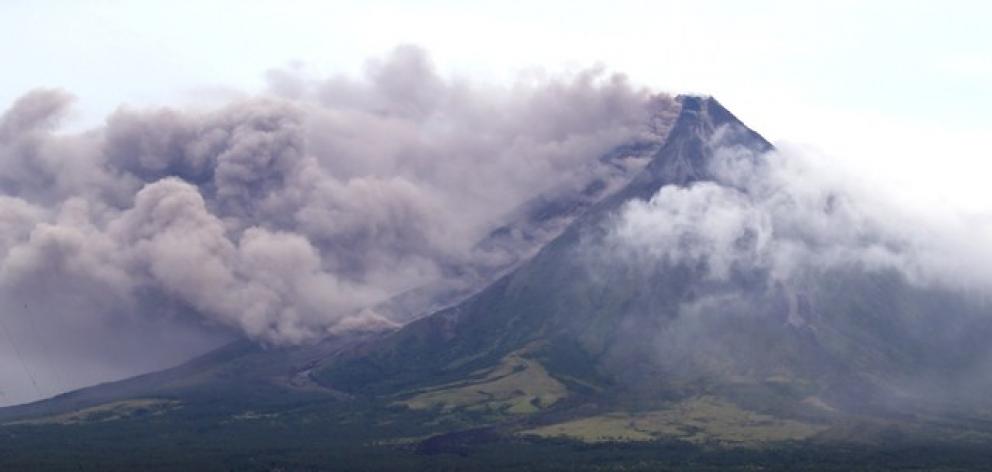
xmin=0 ymin=46 xmax=677 ymax=404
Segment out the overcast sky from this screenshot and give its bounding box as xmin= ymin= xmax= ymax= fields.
xmin=0 ymin=0 xmax=990 ymax=406
xmin=2 ymin=0 xmax=990 ymax=210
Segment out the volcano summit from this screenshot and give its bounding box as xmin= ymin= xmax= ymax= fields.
xmin=3 ymin=95 xmax=992 ymax=471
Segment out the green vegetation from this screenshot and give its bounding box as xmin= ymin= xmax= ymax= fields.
xmin=5 ymin=399 xmax=180 ymax=426
xmin=2 ymin=406 xmax=991 ymax=472
xmin=524 ymin=396 xmax=826 ymax=445
xmin=398 ymin=349 xmax=567 ymax=415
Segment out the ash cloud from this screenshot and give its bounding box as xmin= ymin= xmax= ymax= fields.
xmin=0 ymin=46 xmax=671 ymax=403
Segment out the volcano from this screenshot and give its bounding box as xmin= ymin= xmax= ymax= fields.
xmin=4 ymin=96 xmax=992 ymax=471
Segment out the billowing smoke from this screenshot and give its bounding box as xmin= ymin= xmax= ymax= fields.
xmin=0 ymin=46 xmax=676 ymax=404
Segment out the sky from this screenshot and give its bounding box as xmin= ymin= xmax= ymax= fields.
xmin=2 ymin=0 xmax=990 ymax=210
xmin=0 ymin=0 xmax=990 ymax=406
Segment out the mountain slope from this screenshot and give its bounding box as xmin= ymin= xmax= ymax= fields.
xmin=0 ymin=332 xmax=387 ymax=423
xmin=4 ymin=96 xmax=992 ymax=467
xmin=0 ymin=96 xmax=682 ymax=422
xmin=311 ymin=96 xmax=775 ymax=393
xmin=312 ymin=95 xmax=992 ymax=434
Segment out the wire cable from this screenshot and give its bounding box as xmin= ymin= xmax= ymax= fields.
xmin=0 ymin=308 xmax=43 ymax=401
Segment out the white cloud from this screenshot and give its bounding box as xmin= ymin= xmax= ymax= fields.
xmin=608 ymin=135 xmax=992 ymax=292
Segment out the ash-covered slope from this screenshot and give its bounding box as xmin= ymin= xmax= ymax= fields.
xmin=0 ymin=96 xmax=681 ymax=422
xmin=312 ymin=96 xmax=776 ymax=393
xmin=5 ymin=96 xmax=992 ymax=452
xmin=313 ymin=96 xmax=992 ymax=434
xmin=367 ymin=96 xmax=681 ymax=324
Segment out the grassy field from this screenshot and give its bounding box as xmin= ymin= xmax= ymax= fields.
xmin=398 ymin=349 xmax=568 ymax=414
xmin=523 ymin=396 xmax=826 ymax=446
xmin=6 ymin=399 xmax=180 ymax=426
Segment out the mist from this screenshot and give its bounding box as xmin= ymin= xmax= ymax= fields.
xmin=597 ymin=125 xmax=992 ymax=407
xmin=607 ymin=130 xmax=992 ymax=292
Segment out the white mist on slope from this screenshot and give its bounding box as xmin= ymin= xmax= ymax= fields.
xmin=609 ymin=129 xmax=992 ymax=294
xmin=598 ymin=128 xmax=992 ymax=403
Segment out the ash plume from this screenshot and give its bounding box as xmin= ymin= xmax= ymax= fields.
xmin=0 ymin=46 xmax=671 ymax=406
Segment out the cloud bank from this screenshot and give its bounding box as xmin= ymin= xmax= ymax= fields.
xmin=597 ymin=128 xmax=992 ymax=405
xmin=607 ymin=132 xmax=992 ymax=293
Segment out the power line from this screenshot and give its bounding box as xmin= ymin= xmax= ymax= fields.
xmin=24 ymin=303 xmax=67 ymax=397
xmin=0 ymin=308 xmax=43 ymax=401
